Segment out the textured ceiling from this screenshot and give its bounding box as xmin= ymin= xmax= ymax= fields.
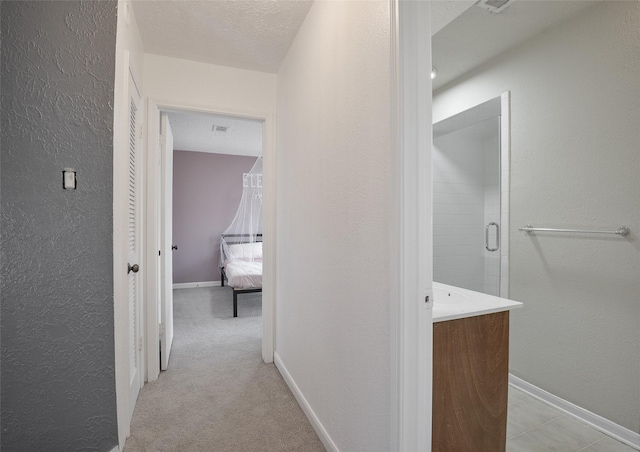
xmin=167 ymin=110 xmax=262 ymax=156
xmin=433 ymin=1 xmax=600 ymax=91
xmin=132 ymin=0 xmax=313 ymax=73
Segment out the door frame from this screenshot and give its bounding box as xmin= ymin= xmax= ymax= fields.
xmin=389 ymin=0 xmax=433 ymax=450
xmin=144 ymin=98 xmax=276 ymax=382
xmin=113 ymin=50 xmax=145 ymax=447
xmin=159 ymin=113 xmax=174 ymax=371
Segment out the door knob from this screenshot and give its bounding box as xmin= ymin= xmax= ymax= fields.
xmin=128 ymin=263 xmax=140 ymax=274
xmin=171 ymin=245 xmax=178 ymax=251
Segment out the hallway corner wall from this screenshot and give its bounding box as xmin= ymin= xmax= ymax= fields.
xmin=275 ymin=1 xmax=393 ymax=450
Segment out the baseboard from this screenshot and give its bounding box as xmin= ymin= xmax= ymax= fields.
xmin=109 ymin=446 xmax=120 ymax=452
xmin=172 ymin=281 xmax=221 ymax=290
xmin=509 ymin=374 xmax=640 ymax=450
xmin=274 ymin=352 xmax=339 ymax=452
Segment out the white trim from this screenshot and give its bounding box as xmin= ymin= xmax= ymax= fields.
xmin=145 ymin=99 xmax=276 ymax=382
xmin=144 ymin=98 xmax=161 ymax=383
xmin=109 ymin=446 xmax=120 ymax=452
xmin=390 ymin=1 xmax=433 ymax=450
xmin=261 ymin=112 xmax=276 ymax=364
xmin=172 ymin=281 xmax=221 ymax=289
xmin=274 ymin=352 xmax=338 ymax=452
xmin=113 ymin=49 xmax=132 ymax=447
xmin=159 ymin=113 xmax=174 ymax=371
xmin=499 ymin=91 xmax=511 ymax=298
xmin=509 ymin=374 xmax=640 ymax=450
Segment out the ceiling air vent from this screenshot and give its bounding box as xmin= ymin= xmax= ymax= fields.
xmin=476 ymin=0 xmax=515 ymax=14
xmin=212 ymin=125 xmax=229 ymax=133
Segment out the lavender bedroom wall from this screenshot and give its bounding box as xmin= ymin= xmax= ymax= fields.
xmin=172 ymin=151 xmax=257 ymax=284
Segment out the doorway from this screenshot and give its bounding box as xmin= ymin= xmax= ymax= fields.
xmin=169 ymin=110 xmax=264 ymax=339
xmin=144 ymin=100 xmax=276 ymax=383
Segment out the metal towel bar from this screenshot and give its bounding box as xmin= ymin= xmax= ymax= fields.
xmin=519 ymin=225 xmax=630 ymax=236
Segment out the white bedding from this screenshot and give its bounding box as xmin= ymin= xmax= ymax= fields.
xmin=224 ymin=259 xmax=262 ymax=289
xmin=226 ymin=242 xmax=262 ymax=261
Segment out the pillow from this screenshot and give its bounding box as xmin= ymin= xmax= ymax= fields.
xmin=227 ymin=242 xmax=262 ymax=261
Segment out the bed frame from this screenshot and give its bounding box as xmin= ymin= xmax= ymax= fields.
xmin=220 ymin=233 xmax=263 ymax=317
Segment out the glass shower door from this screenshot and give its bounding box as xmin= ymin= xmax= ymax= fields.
xmin=433 ymin=107 xmax=501 ymax=297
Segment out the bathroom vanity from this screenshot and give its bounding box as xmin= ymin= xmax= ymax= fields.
xmin=432 ymin=283 xmax=523 ymax=452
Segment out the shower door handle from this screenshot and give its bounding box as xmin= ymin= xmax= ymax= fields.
xmin=486 ymin=222 xmax=500 ymax=252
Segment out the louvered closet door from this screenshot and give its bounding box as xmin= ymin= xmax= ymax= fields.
xmin=127 ymin=70 xmax=143 ymax=417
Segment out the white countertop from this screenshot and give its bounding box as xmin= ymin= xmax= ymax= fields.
xmin=432 ymin=282 xmax=523 ymax=323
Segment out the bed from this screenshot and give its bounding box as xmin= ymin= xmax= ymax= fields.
xmin=220 ymin=234 xmax=263 ymax=317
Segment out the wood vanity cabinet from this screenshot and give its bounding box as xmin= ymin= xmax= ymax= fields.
xmin=432 ymin=311 xmax=510 ymax=452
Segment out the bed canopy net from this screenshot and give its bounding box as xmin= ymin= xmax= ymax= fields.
xmin=219 ymin=156 xmax=263 ymax=301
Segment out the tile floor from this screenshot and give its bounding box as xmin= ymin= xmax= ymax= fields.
xmin=507 ymin=386 xmax=638 ymax=451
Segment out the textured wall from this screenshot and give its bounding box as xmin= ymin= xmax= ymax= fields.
xmin=1 ymin=1 xmax=119 ymax=450
xmin=276 ymin=1 xmax=392 ymax=449
xmin=173 ymin=151 xmax=256 ymax=284
xmin=433 ymin=2 xmax=640 ymax=432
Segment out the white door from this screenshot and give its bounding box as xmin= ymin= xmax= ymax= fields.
xmin=127 ymin=70 xmax=143 ymax=415
xmin=159 ymin=113 xmax=174 ymax=370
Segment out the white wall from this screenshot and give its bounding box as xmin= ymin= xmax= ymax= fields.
xmin=116 ymin=1 xmax=145 ymax=85
xmin=143 ymin=53 xmax=276 ymax=114
xmin=275 ymin=1 xmax=392 ymax=449
xmin=433 ymin=2 xmax=640 ymax=432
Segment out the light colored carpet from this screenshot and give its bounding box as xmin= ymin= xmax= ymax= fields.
xmin=124 ymin=286 xmax=325 ymax=452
